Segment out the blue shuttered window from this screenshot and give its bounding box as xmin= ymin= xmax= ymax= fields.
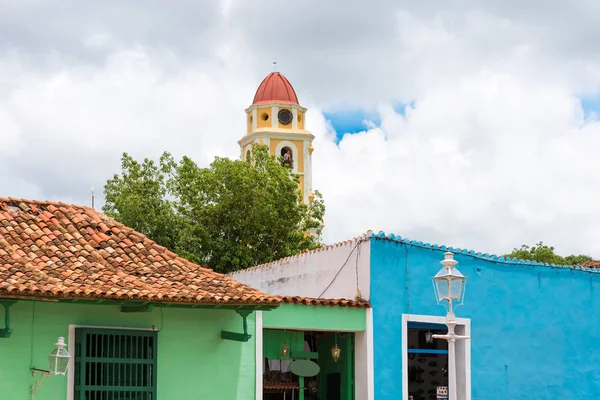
xmin=74 ymin=328 xmax=158 ymax=400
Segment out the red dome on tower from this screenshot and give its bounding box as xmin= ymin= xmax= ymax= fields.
xmin=252 ymin=72 xmax=299 ymax=105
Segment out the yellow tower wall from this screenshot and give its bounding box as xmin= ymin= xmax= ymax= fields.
xmin=297 ymin=111 xmax=305 ymax=130
xmin=257 ymin=107 xmax=272 ymax=128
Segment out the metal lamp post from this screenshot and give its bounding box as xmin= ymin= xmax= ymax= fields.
xmin=432 ymin=252 xmax=470 ymax=400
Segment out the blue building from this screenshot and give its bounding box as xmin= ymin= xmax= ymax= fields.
xmin=232 ymin=231 xmax=600 ymax=399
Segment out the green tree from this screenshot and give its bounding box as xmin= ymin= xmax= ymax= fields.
xmin=103 ymin=152 xmax=181 ymax=251
xmin=504 ymin=242 xmax=592 ymax=265
xmin=103 ymin=145 xmax=325 ymax=273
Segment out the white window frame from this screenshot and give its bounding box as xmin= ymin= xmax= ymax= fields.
xmin=66 ymin=324 xmax=156 ymax=400
xmin=402 ymin=314 xmax=471 ymax=400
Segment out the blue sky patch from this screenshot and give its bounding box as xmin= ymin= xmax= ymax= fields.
xmin=581 ymin=96 xmax=600 ymax=119
xmin=324 ymin=101 xmax=412 ymax=143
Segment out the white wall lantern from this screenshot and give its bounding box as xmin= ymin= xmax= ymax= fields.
xmin=30 ymin=337 xmax=71 ymax=399
xmin=48 ymin=336 xmax=71 ymax=375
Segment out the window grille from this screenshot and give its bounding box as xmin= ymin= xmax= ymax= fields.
xmin=74 ymin=328 xmax=158 ymax=400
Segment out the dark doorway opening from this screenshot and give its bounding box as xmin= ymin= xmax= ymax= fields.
xmin=263 ymin=330 xmax=354 ymax=400
xmin=407 ymin=322 xmax=448 ymax=400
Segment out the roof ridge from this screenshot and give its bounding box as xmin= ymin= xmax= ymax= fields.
xmin=228 ymin=230 xmax=373 ymax=276
xmin=371 ymin=231 xmax=600 ymax=272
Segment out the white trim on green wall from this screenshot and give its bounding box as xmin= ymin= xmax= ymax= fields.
xmin=255 ymin=311 xmax=263 ymax=400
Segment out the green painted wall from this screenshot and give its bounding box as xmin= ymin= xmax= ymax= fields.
xmin=262 ymin=304 xmax=366 ymax=331
xmin=0 ymin=301 xmax=257 ymax=400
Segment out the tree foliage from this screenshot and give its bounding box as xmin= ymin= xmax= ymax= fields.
xmin=504 ymin=242 xmax=592 ymax=265
xmin=103 ymin=145 xmax=325 ymax=273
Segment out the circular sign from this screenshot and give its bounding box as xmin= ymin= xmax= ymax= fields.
xmin=289 ymin=359 xmax=320 ymax=377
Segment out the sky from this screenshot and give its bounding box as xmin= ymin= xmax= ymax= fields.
xmin=2 ymin=0 xmax=600 ymax=258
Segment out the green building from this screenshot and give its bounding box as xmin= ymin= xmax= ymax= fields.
xmin=0 ymin=198 xmax=368 ymax=400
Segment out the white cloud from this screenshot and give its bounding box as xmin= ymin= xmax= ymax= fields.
xmin=2 ymin=1 xmax=600 ymax=258
xmin=310 ymin=71 xmax=600 ymax=256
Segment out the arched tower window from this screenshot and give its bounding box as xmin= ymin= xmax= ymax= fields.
xmin=281 ymin=147 xmax=293 ymax=169
xmin=246 ymin=150 xmax=251 ymax=161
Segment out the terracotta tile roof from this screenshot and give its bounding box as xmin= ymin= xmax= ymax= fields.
xmin=281 ymin=296 xmax=370 ymax=308
xmin=0 ymin=197 xmax=280 ymax=306
xmin=578 ymin=260 xmax=600 ymax=269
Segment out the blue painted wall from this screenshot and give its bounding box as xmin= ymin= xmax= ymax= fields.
xmin=370 ymin=234 xmax=600 ymax=399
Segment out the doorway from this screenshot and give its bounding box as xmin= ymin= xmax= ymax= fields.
xmin=262 ymin=330 xmax=355 ymax=400
xmin=407 ymin=322 xmax=448 ymax=400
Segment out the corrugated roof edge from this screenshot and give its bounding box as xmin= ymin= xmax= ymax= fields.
xmin=373 ymin=231 xmax=600 ymax=273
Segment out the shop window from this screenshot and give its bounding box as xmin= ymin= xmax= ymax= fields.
xmin=73 ymin=328 xmax=157 ymax=400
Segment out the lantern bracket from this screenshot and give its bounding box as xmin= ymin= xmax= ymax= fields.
xmin=221 ymin=310 xmax=253 ymax=342
xmin=0 ymin=300 xmax=16 ymax=338
xmin=30 ymin=368 xmax=51 ymax=400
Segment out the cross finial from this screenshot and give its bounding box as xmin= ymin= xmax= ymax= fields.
xmin=273 ymin=58 xmax=277 ymax=71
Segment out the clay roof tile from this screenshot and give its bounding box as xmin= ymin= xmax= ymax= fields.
xmin=0 ymin=197 xmax=278 ymax=306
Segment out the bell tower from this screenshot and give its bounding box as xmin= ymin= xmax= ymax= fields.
xmin=239 ymin=72 xmax=315 ymax=204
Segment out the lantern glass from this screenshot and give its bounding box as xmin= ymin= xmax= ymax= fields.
xmin=48 ymin=337 xmax=71 ymax=375
xmin=432 ymin=252 xmax=467 ymax=307
xmin=281 ymin=341 xmax=290 ymax=358
xmin=425 ymin=330 xmax=434 ymax=344
xmin=331 ymin=344 xmax=341 ymax=363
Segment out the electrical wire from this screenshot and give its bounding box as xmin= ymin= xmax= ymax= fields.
xmin=317 ymin=238 xmax=366 ymax=299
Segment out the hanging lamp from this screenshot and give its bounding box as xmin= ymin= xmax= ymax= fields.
xmin=331 ymin=333 xmax=341 ymax=363
xmin=281 ymin=340 xmax=290 ymax=358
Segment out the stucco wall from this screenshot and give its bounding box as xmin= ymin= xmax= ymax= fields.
xmin=0 ymin=301 xmax=256 ymax=400
xmin=370 ymin=236 xmax=600 ymax=400
xmin=230 ymin=235 xmax=371 ymax=301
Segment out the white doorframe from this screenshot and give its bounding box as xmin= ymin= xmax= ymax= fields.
xmin=401 ymin=314 xmax=471 ymax=400
xmin=255 ymin=311 xmax=263 ymax=400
